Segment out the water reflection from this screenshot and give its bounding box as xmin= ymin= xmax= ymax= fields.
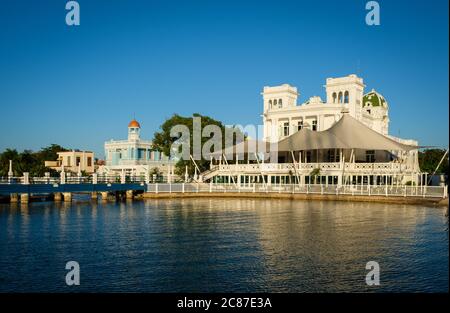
xmin=0 ymin=198 xmax=448 ymax=292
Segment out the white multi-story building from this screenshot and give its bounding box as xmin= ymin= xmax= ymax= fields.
xmin=203 ymin=74 xmax=422 ymax=186
xmin=99 ymin=119 xmax=176 ymax=178
xmin=262 ymin=74 xmax=390 ymax=142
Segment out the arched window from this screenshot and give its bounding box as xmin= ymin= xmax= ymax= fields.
xmin=332 ymin=92 xmax=337 ymax=103
xmin=278 ymin=99 xmax=282 ymax=108
xmin=344 ymin=91 xmax=349 ymax=103
xmin=269 ymin=100 xmax=272 ymax=108
xmin=274 ymin=99 xmax=277 ymax=107
xmin=338 ymin=92 xmax=343 ymax=103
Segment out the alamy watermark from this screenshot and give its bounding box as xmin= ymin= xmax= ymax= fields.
xmin=169 ymin=116 xmax=279 ymax=163
xmin=366 ymin=1 xmax=380 ymax=26
xmin=65 ymin=1 xmax=80 ymax=26
xmin=65 ymin=261 xmax=80 ymax=286
xmin=365 ymin=261 xmax=380 ymax=286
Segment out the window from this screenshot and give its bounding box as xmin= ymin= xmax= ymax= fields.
xmin=76 ymin=157 xmax=81 ymax=166
xmin=278 ymin=99 xmax=282 ymax=108
xmin=274 ymin=99 xmax=277 ymax=107
xmin=367 ymin=109 xmax=371 ymax=114
xmin=283 ymin=122 xmax=289 ymax=137
xmin=332 ymin=92 xmax=337 ymax=103
xmin=366 ymin=150 xmax=375 ymax=163
xmin=312 ymin=120 xmax=317 ymax=131
xmin=327 ymin=150 xmax=340 ymax=162
xmin=87 ymin=157 xmax=92 ymax=167
xmin=297 ymin=120 xmax=303 ymax=131
xmin=306 ymin=151 xmax=312 ymax=163
xmin=338 ymin=92 xmax=343 ymax=103
xmin=66 ymin=156 xmax=71 ymax=166
xmin=138 ymin=148 xmax=146 ymax=159
xmin=344 ymin=91 xmax=349 ymax=103
xmin=269 ymin=100 xmax=272 ymax=108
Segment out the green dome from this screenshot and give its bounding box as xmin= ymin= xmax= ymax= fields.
xmin=363 ymin=89 xmax=387 ymax=108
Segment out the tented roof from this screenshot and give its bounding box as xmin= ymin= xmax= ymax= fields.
xmin=277 ymin=113 xmax=417 ymax=151
xmin=210 ymin=138 xmax=273 ymax=158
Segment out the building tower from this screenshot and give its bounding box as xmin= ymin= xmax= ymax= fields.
xmin=262 ymin=84 xmax=299 ymax=141
xmin=128 ymin=119 xmax=141 ymax=141
xmin=262 ymin=84 xmax=299 ymax=113
xmin=325 ymin=74 xmax=365 ymax=120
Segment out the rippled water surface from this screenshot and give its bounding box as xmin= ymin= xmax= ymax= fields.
xmin=0 ymin=198 xmax=448 ymax=292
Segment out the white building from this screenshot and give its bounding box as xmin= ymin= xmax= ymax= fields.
xmin=203 ymin=74 xmax=422 ymax=186
xmin=262 ymin=74 xmax=390 ymax=141
xmin=99 ymin=119 xmax=176 ymax=178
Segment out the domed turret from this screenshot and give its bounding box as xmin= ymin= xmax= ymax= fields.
xmin=128 ymin=119 xmax=141 ymax=128
xmin=128 ymin=119 xmax=141 ymax=141
xmin=363 ymin=89 xmax=388 ymax=108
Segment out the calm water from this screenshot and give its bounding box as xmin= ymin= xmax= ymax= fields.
xmin=0 ymin=198 xmax=448 ymax=292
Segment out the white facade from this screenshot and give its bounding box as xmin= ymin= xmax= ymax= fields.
xmin=262 ymin=74 xmax=390 ymax=142
xmin=100 ymin=120 xmax=176 ymax=178
xmin=203 ymin=74 xmax=421 ymax=186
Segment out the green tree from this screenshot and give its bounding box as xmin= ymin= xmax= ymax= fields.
xmin=0 ymin=148 xmax=20 ymax=176
xmin=36 ymin=144 xmax=67 ymax=162
xmin=152 ymin=113 xmax=244 ymax=177
xmin=418 ymin=149 xmax=449 ymax=174
xmin=0 ymin=144 xmax=67 ymax=177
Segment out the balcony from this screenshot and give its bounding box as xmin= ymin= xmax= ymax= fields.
xmin=215 ymin=162 xmax=414 ymax=174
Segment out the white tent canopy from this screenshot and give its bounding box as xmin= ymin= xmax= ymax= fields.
xmin=211 ymin=138 xmax=273 ymax=159
xmin=277 ymin=113 xmax=417 ymax=152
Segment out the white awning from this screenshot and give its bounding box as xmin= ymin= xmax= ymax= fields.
xmin=277 ymin=113 xmax=417 ymax=151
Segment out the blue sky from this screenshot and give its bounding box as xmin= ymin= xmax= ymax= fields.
xmin=0 ymin=0 xmax=448 ymax=158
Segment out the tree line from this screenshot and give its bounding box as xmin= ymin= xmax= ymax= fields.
xmin=0 ymin=144 xmax=67 ymax=177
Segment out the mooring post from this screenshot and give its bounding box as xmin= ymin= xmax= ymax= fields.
xmin=121 ymin=171 xmax=126 ymax=184
xmin=8 ymin=160 xmax=13 ymax=184
xmin=22 ymin=172 xmax=29 ymax=185
xmin=60 ymin=171 xmax=66 ymax=185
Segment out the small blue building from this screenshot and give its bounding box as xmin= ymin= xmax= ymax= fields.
xmin=102 ymin=119 xmax=175 ymax=176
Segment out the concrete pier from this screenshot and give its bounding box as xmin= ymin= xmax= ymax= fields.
xmin=100 ymin=192 xmax=109 ymax=201
xmin=63 ymin=192 xmax=72 ymax=202
xmin=126 ymin=190 xmax=134 ymax=199
xmin=20 ymin=193 xmax=29 ymax=203
xmin=54 ymin=192 xmax=62 ymax=201
xmin=10 ymin=193 xmax=18 ymax=203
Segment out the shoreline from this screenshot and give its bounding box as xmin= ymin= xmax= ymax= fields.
xmin=1 ymin=193 xmax=447 ymax=208
xmin=143 ymin=192 xmax=449 ymax=207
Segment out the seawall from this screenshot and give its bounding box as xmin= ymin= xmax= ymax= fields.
xmin=143 ymin=192 xmax=449 ymax=207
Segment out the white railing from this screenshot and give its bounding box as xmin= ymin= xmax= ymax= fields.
xmin=147 ymin=183 xmax=448 ymax=199
xmin=217 ymin=162 xmax=413 ymax=173
xmin=0 ymin=175 xmax=150 ymax=185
